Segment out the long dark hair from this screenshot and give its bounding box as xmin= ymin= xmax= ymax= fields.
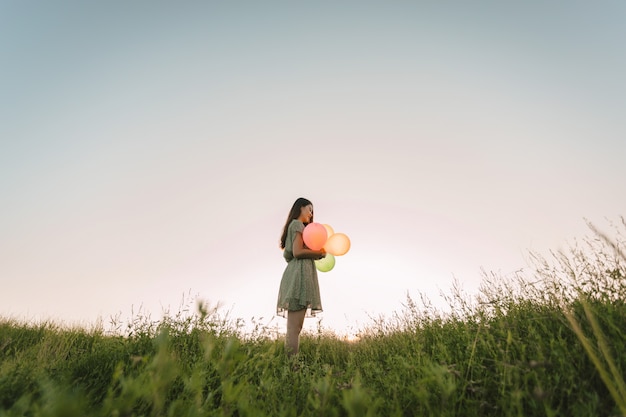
xmin=279 ymin=197 xmax=313 ymax=249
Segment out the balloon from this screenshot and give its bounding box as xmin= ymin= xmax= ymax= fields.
xmin=315 ymin=253 xmax=335 ymax=272
xmin=302 ymin=222 xmax=327 ymax=250
xmin=323 ymin=224 xmax=334 ymax=238
xmin=324 ymin=232 xmax=350 ymax=256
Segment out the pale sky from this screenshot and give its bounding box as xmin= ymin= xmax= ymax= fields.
xmin=1 ymin=2 xmax=625 ymax=337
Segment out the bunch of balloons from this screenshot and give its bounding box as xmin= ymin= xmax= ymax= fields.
xmin=302 ymin=222 xmax=351 ymax=273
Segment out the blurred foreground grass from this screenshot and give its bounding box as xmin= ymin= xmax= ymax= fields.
xmin=2 ymin=219 xmax=626 ymax=416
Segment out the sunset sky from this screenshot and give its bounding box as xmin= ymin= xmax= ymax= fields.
xmin=2 ymin=2 xmax=625 ymax=336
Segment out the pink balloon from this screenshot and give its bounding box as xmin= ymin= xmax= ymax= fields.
xmin=324 ymin=232 xmax=350 ymax=256
xmin=302 ymin=223 xmax=327 ymax=250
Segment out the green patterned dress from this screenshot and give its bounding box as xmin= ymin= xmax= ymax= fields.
xmin=276 ymin=219 xmax=323 ymax=317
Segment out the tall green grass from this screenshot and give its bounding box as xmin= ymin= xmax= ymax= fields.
xmin=1 ymin=219 xmax=625 ymax=416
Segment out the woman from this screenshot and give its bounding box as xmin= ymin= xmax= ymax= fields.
xmin=276 ymin=197 xmax=326 ymax=356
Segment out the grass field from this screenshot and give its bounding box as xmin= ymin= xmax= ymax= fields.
xmin=2 ymin=221 xmax=626 ymax=416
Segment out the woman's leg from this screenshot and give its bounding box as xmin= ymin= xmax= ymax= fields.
xmin=286 ymin=308 xmax=306 ymax=356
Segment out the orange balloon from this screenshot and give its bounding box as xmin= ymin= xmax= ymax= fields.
xmin=302 ymin=222 xmax=327 ymax=250
xmin=324 ymin=232 xmax=350 ymax=256
xmin=323 ymin=224 xmax=334 ymax=238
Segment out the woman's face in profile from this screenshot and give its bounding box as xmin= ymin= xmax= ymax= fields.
xmin=300 ymin=204 xmax=314 ymax=223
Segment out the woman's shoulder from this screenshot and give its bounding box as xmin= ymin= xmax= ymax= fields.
xmin=289 ymin=219 xmax=305 ymax=232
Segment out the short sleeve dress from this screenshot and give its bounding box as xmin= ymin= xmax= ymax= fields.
xmin=276 ymin=219 xmax=323 ymax=318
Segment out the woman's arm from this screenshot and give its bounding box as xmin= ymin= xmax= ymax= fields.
xmin=293 ymin=232 xmax=325 ymax=259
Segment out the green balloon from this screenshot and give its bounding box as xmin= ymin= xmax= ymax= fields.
xmin=315 ymin=253 xmax=335 ymax=272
